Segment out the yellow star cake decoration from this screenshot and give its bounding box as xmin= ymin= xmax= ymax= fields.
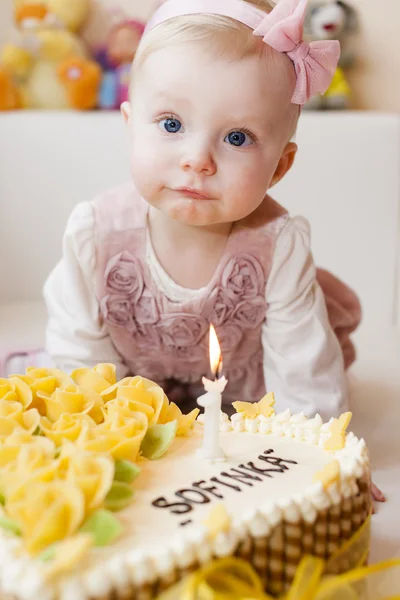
xmin=324 ymin=411 xmax=352 ymax=452
xmin=313 ymin=460 xmax=340 ymax=490
xmin=158 ymin=401 xmax=199 ymax=436
xmin=203 ymin=504 xmax=231 ymax=539
xmin=232 ymin=392 xmax=275 ymax=420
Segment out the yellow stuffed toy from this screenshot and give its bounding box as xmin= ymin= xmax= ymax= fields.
xmin=0 ymin=0 xmax=101 ymax=110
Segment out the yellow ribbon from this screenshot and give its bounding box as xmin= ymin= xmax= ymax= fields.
xmin=157 ymin=515 xmax=400 ymax=600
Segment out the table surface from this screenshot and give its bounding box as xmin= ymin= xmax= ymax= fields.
xmin=0 ymin=301 xmax=399 ymax=563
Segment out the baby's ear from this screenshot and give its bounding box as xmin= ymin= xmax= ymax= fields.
xmin=121 ymin=101 xmax=132 ymax=125
xmin=269 ymin=142 xmax=297 ymax=188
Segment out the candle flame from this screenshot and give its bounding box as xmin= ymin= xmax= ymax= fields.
xmin=209 ymin=324 xmax=222 ymax=378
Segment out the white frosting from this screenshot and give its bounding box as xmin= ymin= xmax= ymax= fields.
xmin=213 ymin=530 xmax=238 ymax=557
xmin=0 ymin=412 xmax=370 ymax=600
xmin=246 ymin=511 xmax=271 ymax=538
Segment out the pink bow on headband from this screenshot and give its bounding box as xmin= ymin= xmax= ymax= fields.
xmin=146 ymin=0 xmax=341 ymax=105
xmin=253 ymin=0 xmax=340 ymax=104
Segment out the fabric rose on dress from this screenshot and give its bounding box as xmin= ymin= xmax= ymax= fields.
xmin=133 ymin=324 xmax=162 ymax=351
xmin=221 ymin=254 xmax=264 ymax=299
xmin=130 ymin=361 xmax=167 ymax=384
xmin=105 ymin=251 xmax=144 ymax=302
xmin=156 ymin=314 xmax=208 ymax=347
xmin=231 ymin=296 xmax=267 ymax=329
xmin=101 ymin=295 xmax=136 ymax=331
xmin=134 ymin=290 xmax=159 ymax=325
xmin=215 ymin=324 xmax=243 ymax=353
xmin=173 ymin=342 xmax=206 ymax=364
xmin=205 ymin=286 xmax=237 ymax=326
xmin=226 ymin=364 xmax=248 ymax=385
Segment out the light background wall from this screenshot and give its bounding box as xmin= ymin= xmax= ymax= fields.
xmin=0 ymin=0 xmax=399 ymax=112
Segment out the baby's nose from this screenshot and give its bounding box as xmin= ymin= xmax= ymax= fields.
xmin=180 ymin=140 xmax=216 ymax=176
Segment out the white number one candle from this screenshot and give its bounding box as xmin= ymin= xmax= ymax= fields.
xmin=196 ymin=324 xmax=227 ymax=461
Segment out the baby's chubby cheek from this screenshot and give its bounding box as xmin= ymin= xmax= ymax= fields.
xmin=130 ymin=145 xmax=164 ymax=202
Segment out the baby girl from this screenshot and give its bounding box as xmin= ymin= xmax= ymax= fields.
xmin=43 ymin=0 xmax=384 ymax=502
xmin=43 ymin=0 xmax=384 ymax=499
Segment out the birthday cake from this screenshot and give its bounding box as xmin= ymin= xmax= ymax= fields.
xmin=0 ymin=364 xmax=371 ymax=600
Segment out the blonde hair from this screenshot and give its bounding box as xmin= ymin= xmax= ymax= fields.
xmin=133 ymin=0 xmax=276 ymax=72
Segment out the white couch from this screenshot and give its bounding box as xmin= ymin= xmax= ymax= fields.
xmin=0 ymin=111 xmax=400 ymax=561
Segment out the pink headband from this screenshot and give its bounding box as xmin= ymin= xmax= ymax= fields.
xmin=145 ymin=0 xmax=340 ymax=105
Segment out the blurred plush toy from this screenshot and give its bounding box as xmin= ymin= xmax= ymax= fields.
xmin=0 ymin=0 xmax=101 ymax=110
xmin=96 ymin=19 xmax=145 ymax=110
xmin=0 ymin=68 xmax=22 ymax=110
xmin=303 ymin=0 xmax=358 ymax=110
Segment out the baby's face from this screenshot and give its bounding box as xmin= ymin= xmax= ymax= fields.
xmin=126 ymin=42 xmax=296 ymax=227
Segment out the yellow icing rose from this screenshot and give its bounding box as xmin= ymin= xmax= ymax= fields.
xmin=0 ymin=377 xmax=32 ymax=408
xmin=0 ymin=431 xmax=55 ymax=469
xmin=0 ymin=365 xmax=193 ymax=556
xmin=40 ymin=413 xmax=96 ymax=446
xmin=105 ymin=395 xmax=155 ymax=422
xmin=101 ymin=374 xmax=167 ymax=404
xmin=7 ymin=480 xmax=85 ymax=554
xmin=86 ymin=394 xmax=105 ymax=424
xmin=81 ymin=410 xmax=148 ymax=461
xmin=70 ymin=364 xmax=117 ymax=394
xmin=102 ymin=376 xmax=167 ymax=426
xmin=2 ymin=444 xmax=58 ymax=503
xmin=56 ymin=444 xmax=114 ymax=511
xmin=17 ymin=367 xmax=72 ymax=414
xmin=93 ymin=363 xmax=117 ymax=384
xmin=0 ymin=400 xmax=40 ymax=437
xmin=37 ymin=383 xmax=103 ymax=423
xmin=0 ymin=433 xmax=55 ymax=502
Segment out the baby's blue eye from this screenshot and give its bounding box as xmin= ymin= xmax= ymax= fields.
xmin=159 ymin=118 xmax=182 ymax=133
xmin=225 ymin=131 xmax=253 ymax=147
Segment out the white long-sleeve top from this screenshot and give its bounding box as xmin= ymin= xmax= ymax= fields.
xmin=43 ymin=201 xmax=348 ymax=420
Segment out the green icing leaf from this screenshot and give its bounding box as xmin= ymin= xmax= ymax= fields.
xmin=0 ymin=493 xmax=5 ymax=506
xmin=114 ymin=460 xmax=140 ymax=484
xmin=140 ymin=420 xmax=178 ymax=460
xmin=0 ymin=516 xmax=22 ymax=536
xmin=80 ymin=510 xmax=123 ymax=547
xmin=33 ymin=426 xmax=42 ymax=436
xmin=104 ymin=482 xmax=134 ymax=512
xmin=38 ymin=544 xmax=58 ymax=562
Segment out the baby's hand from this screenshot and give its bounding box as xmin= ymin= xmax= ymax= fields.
xmin=371 ymin=481 xmax=386 ymax=513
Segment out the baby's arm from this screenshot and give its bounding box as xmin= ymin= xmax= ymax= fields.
xmin=262 ymin=216 xmax=348 ymax=421
xmin=43 ymin=202 xmax=129 ymax=379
